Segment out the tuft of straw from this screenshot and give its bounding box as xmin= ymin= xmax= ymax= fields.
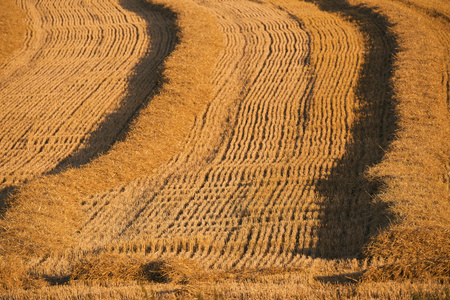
xmin=71 ymin=254 xmax=205 ymax=285
xmin=142 ymin=257 xmax=205 ymax=284
xmin=363 ymin=257 xmax=450 ymax=282
xmin=363 ymin=225 xmax=450 ymax=281
xmin=71 ymin=253 xmax=145 ymax=282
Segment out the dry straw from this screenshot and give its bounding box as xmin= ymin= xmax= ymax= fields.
xmin=71 ymin=254 xmax=205 ymax=284
xmin=363 ymin=258 xmax=450 ymax=282
xmin=363 ymin=225 xmax=450 ymax=281
xmin=0 ymin=0 xmax=27 ymax=65
xmin=358 ymin=0 xmax=450 ymax=282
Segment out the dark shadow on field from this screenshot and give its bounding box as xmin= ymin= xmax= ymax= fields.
xmin=0 ymin=186 xmax=16 ymax=218
xmin=305 ymin=0 xmax=399 ymax=258
xmin=42 ymin=274 xmax=71 ymax=286
xmin=51 ymin=0 xmax=179 ymax=174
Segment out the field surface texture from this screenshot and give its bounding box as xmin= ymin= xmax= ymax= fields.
xmin=0 ymin=0 xmax=449 ymax=298
xmin=0 ymin=0 xmax=175 ymax=194
xmin=79 ymin=0 xmax=370 ymax=264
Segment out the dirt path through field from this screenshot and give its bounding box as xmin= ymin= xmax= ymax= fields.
xmin=0 ymin=0 xmax=176 ymax=195
xmin=78 ymin=0 xmax=370 ymax=268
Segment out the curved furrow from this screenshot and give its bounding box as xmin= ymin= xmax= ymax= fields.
xmin=0 ymin=0 xmax=175 ymax=191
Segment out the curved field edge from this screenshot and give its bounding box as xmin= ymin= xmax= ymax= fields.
xmin=0 ymin=0 xmax=27 ymax=209
xmin=0 ymin=0 xmax=224 ymax=289
xmin=297 ymin=0 xmax=449 ymax=282
xmin=358 ymin=0 xmax=450 ymax=281
xmin=0 ymin=0 xmax=27 ymax=66
xmin=279 ymin=0 xmax=449 ymax=282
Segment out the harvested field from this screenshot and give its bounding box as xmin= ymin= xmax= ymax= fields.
xmin=0 ymin=0 xmax=449 ymax=298
xmin=0 ymin=0 xmax=177 ymax=199
xmin=77 ymin=0 xmax=368 ymax=266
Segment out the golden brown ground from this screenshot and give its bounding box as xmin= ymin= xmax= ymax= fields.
xmin=0 ymin=0 xmax=448 ymax=298
xmin=0 ymin=0 xmax=27 ymax=66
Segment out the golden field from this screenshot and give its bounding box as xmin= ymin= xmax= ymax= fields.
xmin=0 ymin=0 xmax=449 ymax=298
